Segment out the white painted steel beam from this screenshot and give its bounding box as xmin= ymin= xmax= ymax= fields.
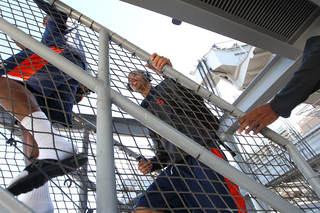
xmin=96 ymin=29 xmax=118 ymax=213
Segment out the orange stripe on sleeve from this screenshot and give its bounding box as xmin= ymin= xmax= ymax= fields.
xmin=7 ymin=47 xmax=64 ymax=80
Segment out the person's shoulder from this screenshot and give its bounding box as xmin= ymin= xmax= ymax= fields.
xmin=160 ymin=77 xmax=171 ymax=83
xmin=305 ymin=36 xmax=320 ymax=47
xmin=140 ymin=100 xmax=148 ymax=109
xmin=307 ymin=35 xmax=320 ymax=41
xmin=159 ymin=77 xmax=178 ymax=87
xmin=156 ymin=78 xmax=175 ymax=93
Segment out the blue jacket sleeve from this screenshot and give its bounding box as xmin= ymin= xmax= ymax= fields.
xmin=148 ymin=131 xmax=169 ymax=171
xmin=33 ymin=0 xmax=68 ymax=30
xmin=270 ymin=36 xmax=320 ymax=118
xmin=33 ymin=0 xmax=68 ymax=46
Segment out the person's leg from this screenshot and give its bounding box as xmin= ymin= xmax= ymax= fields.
xmin=134 ymin=167 xmax=184 ymax=213
xmin=0 ymin=77 xmax=76 ymax=160
xmin=20 ymin=182 xmax=54 ymax=213
xmin=0 ymin=77 xmax=39 ymax=121
xmin=0 ymin=77 xmax=87 ymax=196
xmin=20 ymin=127 xmax=54 ymax=213
xmin=181 ymin=157 xmax=241 ymax=213
xmin=21 ymin=126 xmax=39 ymax=161
xmin=19 ymin=110 xmax=77 ymax=160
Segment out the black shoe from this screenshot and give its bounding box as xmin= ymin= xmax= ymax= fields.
xmin=7 ymin=153 xmax=88 ymax=196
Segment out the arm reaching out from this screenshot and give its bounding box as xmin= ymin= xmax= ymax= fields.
xmin=237 ymin=103 xmax=279 ymax=135
xmin=33 ymin=0 xmax=68 ymax=28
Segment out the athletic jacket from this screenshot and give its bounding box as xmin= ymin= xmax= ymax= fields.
xmin=141 ymin=77 xmax=221 ymax=170
xmin=0 ymin=0 xmax=86 ymax=96
xmin=270 ymin=36 xmax=320 ymax=118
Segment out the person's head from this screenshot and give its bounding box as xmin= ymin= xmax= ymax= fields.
xmin=43 ymin=15 xmax=51 ymax=27
xmin=127 ymin=70 xmax=152 ymax=95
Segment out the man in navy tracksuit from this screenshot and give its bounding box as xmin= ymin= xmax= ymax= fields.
xmin=0 ymin=0 xmax=87 ymax=211
xmin=128 ymin=53 xmax=247 ymax=212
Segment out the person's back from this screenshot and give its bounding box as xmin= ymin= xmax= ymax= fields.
xmin=141 ymin=77 xmax=221 ymax=164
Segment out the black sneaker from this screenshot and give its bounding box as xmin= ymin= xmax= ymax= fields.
xmin=7 ymin=153 xmax=88 ymax=196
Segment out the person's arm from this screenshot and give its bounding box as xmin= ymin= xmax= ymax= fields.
xmin=148 ymin=153 xmax=168 ymax=172
xmin=12 ymin=39 xmax=25 ymax=50
xmin=148 ymin=53 xmax=221 ymax=133
xmin=136 ymin=129 xmax=169 ymax=174
xmin=33 ymin=0 xmax=68 ymax=31
xmin=137 ymin=146 xmax=168 ymax=174
xmin=238 ymin=37 xmax=320 ymax=135
xmin=269 ymin=37 xmax=320 ymax=118
xmin=148 ymin=131 xmax=169 ymax=172
xmin=137 ymin=160 xmax=153 ymax=175
xmin=33 ymin=0 xmax=68 ymax=47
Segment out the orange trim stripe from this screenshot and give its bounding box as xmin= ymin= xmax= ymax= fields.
xmin=8 ymin=47 xmax=64 ymax=80
xmin=211 ymin=148 xmax=247 ymax=213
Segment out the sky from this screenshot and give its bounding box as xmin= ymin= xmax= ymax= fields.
xmin=62 ymin=0 xmax=234 ymax=76
xmin=62 ymin=0 xmax=242 ymax=103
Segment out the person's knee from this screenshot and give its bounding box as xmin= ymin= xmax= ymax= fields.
xmin=134 ymin=206 xmax=164 ymax=213
xmin=0 ymin=76 xmax=26 ymax=91
xmin=134 ymin=206 xmax=148 ymax=213
xmin=0 ymin=76 xmax=9 ymax=87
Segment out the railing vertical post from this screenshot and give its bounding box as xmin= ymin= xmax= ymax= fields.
xmin=96 ymin=29 xmax=117 ymax=212
xmin=78 ymin=128 xmax=90 ymax=212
